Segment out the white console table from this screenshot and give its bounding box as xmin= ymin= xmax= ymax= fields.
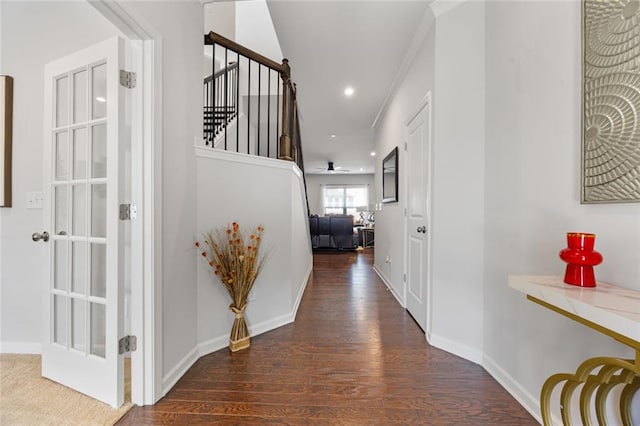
xmin=509 ymin=275 xmax=640 ymax=426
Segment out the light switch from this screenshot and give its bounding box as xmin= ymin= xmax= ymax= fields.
xmin=26 ymin=192 xmax=44 ymax=209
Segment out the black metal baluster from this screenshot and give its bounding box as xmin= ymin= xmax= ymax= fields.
xmin=248 ymin=59 xmax=251 ymax=155
xmin=224 ymin=48 xmax=228 ymax=150
xmin=235 ymin=60 xmax=239 ymax=153
xmin=258 ymin=64 xmax=262 ymax=157
xmin=218 ymin=73 xmax=222 ymax=136
xmin=214 ymin=43 xmax=218 ymax=148
xmin=277 ymin=79 xmax=281 ymax=158
xmin=268 ymin=68 xmax=271 ymax=159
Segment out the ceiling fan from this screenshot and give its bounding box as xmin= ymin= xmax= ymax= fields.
xmin=314 ymin=161 xmax=350 ymax=173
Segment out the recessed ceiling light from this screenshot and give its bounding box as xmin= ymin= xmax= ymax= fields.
xmin=360 ymin=168 xmax=364 ymax=172
xmin=344 ymin=86 xmax=355 ymax=97
xmin=370 ymin=151 xmax=376 ymax=157
xmin=330 ymin=134 xmax=336 ymax=139
xmin=95 ymin=96 xmax=106 ymax=103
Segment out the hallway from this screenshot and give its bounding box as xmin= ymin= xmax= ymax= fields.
xmin=119 ymin=251 xmax=536 ymax=424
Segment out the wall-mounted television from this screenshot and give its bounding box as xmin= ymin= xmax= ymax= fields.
xmin=382 ymin=147 xmax=398 ymax=204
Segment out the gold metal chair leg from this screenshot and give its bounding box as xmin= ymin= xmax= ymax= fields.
xmin=560 ymin=379 xmax=581 ymax=425
xmin=597 ymin=369 xmax=636 ymax=425
xmin=579 ymin=376 xmax=601 ymax=426
xmin=541 ymin=373 xmax=574 ymax=426
xmin=540 ymin=356 xmax=639 ymax=426
xmin=619 ymin=375 xmax=640 ymax=426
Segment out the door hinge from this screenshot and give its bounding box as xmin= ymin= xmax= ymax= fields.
xmin=119 ymin=70 xmax=137 ymax=89
xmin=404 ymin=141 xmax=408 ymax=151
xmin=119 ymin=203 xmax=137 ymax=220
xmin=403 ymin=273 xmax=407 ymax=282
xmin=404 ymin=208 xmax=407 ymax=217
xmin=119 ymin=335 xmax=137 ymax=354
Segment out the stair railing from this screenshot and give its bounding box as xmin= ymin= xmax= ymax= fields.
xmin=204 ymin=31 xmax=309 ymax=214
xmin=203 ymin=62 xmax=238 ymax=144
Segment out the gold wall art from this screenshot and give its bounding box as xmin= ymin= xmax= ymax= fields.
xmin=582 ymin=0 xmax=640 ymax=203
xmin=1 ymin=76 xmax=13 ymax=207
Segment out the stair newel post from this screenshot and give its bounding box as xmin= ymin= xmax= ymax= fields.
xmin=279 ymin=58 xmax=293 ymax=161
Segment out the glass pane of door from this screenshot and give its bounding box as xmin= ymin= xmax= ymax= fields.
xmin=92 ymin=64 xmax=107 ymax=119
xmin=91 ymin=184 xmax=106 ymax=238
xmin=71 ymin=298 xmax=86 ymax=352
xmin=55 ymin=132 xmax=69 ymax=181
xmin=72 ymin=184 xmax=86 ymax=236
xmin=91 ymin=124 xmax=107 ymax=178
xmin=73 ymin=128 xmax=87 ymax=179
xmin=73 ymin=70 xmax=87 ymax=124
xmin=53 ymin=295 xmax=67 ymax=346
xmin=54 ymin=240 xmax=68 ymax=291
xmin=90 ymin=302 xmax=106 ymax=358
xmin=56 ymin=76 xmax=69 ymax=128
xmin=90 ymin=243 xmax=106 ymax=298
xmin=71 ymin=241 xmax=86 ymax=294
xmin=54 ymin=186 xmax=68 ymax=236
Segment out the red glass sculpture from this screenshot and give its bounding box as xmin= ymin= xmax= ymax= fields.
xmin=559 ymin=232 xmax=603 ymax=287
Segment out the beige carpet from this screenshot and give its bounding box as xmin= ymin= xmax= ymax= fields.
xmin=0 ymin=354 xmax=132 ymax=426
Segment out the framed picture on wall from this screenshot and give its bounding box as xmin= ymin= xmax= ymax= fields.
xmin=382 ymin=147 xmax=398 ymax=204
xmin=1 ymin=75 xmax=13 ymax=207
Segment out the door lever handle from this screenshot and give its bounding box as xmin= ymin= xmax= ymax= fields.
xmin=417 ymin=226 xmax=426 ymax=234
xmin=32 ymin=231 xmax=50 ymax=242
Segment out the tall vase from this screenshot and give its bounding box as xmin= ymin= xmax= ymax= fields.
xmin=559 ymin=232 xmax=603 ymax=287
xmin=229 ymin=304 xmax=250 ymax=352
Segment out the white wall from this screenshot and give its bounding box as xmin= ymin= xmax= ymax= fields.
xmin=305 ymin=173 xmax=375 ymax=216
xmin=195 ymin=148 xmax=312 ymax=356
xmin=429 ymin=0 xmax=485 ymax=361
xmin=122 ymin=1 xmax=203 ymax=387
xmin=373 ymin=1 xmax=485 ymax=363
xmin=372 ymin=12 xmax=435 ymax=306
xmin=204 ymin=1 xmax=235 ymax=39
xmin=484 ymin=1 xmax=640 ymax=421
xmin=236 ymin=0 xmax=283 ymax=62
xmin=0 ymin=1 xmax=123 ymax=353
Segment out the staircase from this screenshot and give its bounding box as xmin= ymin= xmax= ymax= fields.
xmin=203 ymin=105 xmax=237 ymax=145
xmin=203 ymin=31 xmax=310 ymax=214
xmin=203 ymin=61 xmax=239 ymax=146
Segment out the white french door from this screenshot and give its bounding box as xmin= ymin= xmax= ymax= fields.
xmin=405 ymin=94 xmax=432 ymax=332
xmin=41 ymin=37 xmax=126 ymax=408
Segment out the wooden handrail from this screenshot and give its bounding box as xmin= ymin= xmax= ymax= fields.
xmin=205 ymin=31 xmax=285 ymax=74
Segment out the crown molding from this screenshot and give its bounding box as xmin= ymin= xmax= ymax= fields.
xmin=371 ymin=8 xmax=435 ymax=129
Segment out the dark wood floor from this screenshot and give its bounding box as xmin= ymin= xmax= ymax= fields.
xmin=118 ymin=251 xmax=536 ymax=425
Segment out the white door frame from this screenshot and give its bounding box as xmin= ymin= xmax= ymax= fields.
xmin=90 ymin=0 xmax=163 ymax=405
xmin=403 ymin=92 xmax=433 ymax=338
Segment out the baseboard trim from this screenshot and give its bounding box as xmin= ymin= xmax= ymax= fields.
xmin=197 ymin=335 xmax=229 ymax=358
xmin=249 ymin=313 xmax=294 ymax=340
xmin=427 ymin=332 xmax=483 ymax=365
xmin=483 ymin=354 xmax=550 ymax=425
xmin=0 ymin=342 xmax=42 ymax=354
xmin=161 ymin=346 xmax=199 ymax=397
xmin=372 ymin=264 xmax=404 ymax=307
xmin=291 ymin=263 xmax=312 ymax=321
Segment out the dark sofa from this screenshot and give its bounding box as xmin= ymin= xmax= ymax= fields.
xmin=309 ymin=215 xmax=356 ymax=250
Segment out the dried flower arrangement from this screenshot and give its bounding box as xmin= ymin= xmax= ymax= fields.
xmin=196 ymin=222 xmax=266 ymax=352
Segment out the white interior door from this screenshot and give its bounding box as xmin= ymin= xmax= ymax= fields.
xmin=405 ymin=95 xmax=431 ymax=332
xmin=41 ymin=37 xmax=125 ymax=408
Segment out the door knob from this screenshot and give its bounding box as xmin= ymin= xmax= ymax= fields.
xmin=32 ymin=231 xmax=50 ymax=242
xmin=417 ymin=226 xmax=426 ymax=234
